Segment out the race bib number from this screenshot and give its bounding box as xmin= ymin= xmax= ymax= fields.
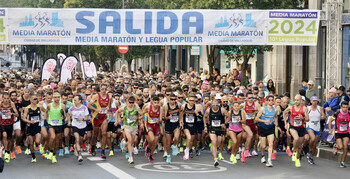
xmin=74 ymin=117 xmax=83 ymax=124
xmin=127 ymin=116 xmax=136 ymax=124
xmin=232 ymin=116 xmax=240 ymax=123
xmin=212 ymin=120 xmax=221 ymax=127
xmin=51 ymin=119 xmax=60 ymax=126
xmin=170 ymin=115 xmax=179 ymax=123
xmin=185 ymin=115 xmax=195 ymax=123
xmin=311 ymin=121 xmax=319 ymax=125
xmin=294 ymin=120 xmax=302 ymax=127
xmin=246 ymin=113 xmax=255 ymax=120
xmin=2 ymin=114 xmax=10 ymax=119
xmin=31 ymin=116 xmax=40 ymax=123
xmin=100 ymin=108 xmax=107 ymax=114
xmin=150 ymin=118 xmax=157 ymax=124
xmin=339 ymin=124 xmax=348 ymax=132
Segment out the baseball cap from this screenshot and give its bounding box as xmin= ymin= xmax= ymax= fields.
xmin=215 ymin=94 xmax=222 ymax=100
xmin=310 ymin=96 xmax=318 ymax=101
xmin=301 ymin=96 xmax=306 ymax=101
xmin=308 ymin=80 xmax=315 ymax=85
xmin=329 ymin=87 xmax=337 ymax=93
xmin=336 ymin=85 xmax=345 ymax=92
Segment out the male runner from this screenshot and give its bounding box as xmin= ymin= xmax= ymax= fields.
xmin=45 ymin=91 xmax=66 ymax=163
xmin=88 ymin=83 xmax=112 ymax=159
xmin=283 ymin=94 xmax=309 ymax=168
xmin=182 ymin=94 xmax=199 ymax=161
xmin=68 ymin=95 xmax=89 ymax=162
xmin=22 ymin=93 xmax=45 ymax=163
xmin=116 ymin=96 xmax=143 ymax=164
xmin=163 ymin=93 xmax=183 ymax=163
xmin=328 ymin=101 xmax=350 ymax=168
xmin=204 ymin=97 xmax=228 ymax=167
xmin=0 ymin=92 xmax=19 ymax=163
xmin=143 ymin=95 xmax=163 ymax=163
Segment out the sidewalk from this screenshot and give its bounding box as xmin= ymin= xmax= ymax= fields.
xmin=317 ymin=144 xmax=350 ymax=162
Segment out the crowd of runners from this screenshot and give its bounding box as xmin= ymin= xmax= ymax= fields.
xmin=0 ymin=67 xmax=349 ymax=169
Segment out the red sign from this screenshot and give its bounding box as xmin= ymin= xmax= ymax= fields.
xmin=118 ymin=45 xmax=129 ymax=54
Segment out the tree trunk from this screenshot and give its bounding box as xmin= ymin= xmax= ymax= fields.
xmin=240 ymin=55 xmax=249 ymax=86
xmin=110 ymin=56 xmax=115 ymax=72
xmin=127 ymin=60 xmax=132 ymax=73
xmin=206 ymin=45 xmax=220 ymax=76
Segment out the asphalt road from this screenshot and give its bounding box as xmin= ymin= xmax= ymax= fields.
xmin=1 ymin=150 xmax=349 ymax=179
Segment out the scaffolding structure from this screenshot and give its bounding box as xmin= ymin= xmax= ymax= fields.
xmin=323 ymin=0 xmax=343 ymax=90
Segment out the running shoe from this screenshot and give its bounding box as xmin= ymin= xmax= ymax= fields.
xmin=266 ymin=161 xmax=273 ymax=167
xmin=149 ymin=155 xmax=155 ymax=163
xmin=218 ymin=153 xmax=224 ymax=160
xmin=78 ymin=155 xmax=83 ymax=162
xmin=166 ymin=155 xmax=171 ymax=164
xmin=241 ymin=152 xmax=246 ymax=163
xmin=15 ymin=146 xmax=22 ymax=154
xmin=261 ymin=156 xmax=266 ymax=163
xmin=47 ymin=152 xmax=53 ymax=160
xmin=96 ymin=141 xmax=102 ymax=149
xmin=236 ymin=153 xmax=241 ymax=160
xmin=138 ymin=142 xmax=143 ymax=149
xmin=292 ymin=152 xmax=297 ymax=161
xmin=31 ymin=157 xmax=37 ymax=163
xmin=59 ymin=149 xmax=64 ymax=157
xmin=100 ymin=154 xmax=107 ymax=159
xmin=82 ymin=144 xmax=87 ymax=151
xmin=163 ymin=151 xmax=168 ymax=159
xmin=52 ymin=156 xmax=57 ymax=163
xmin=189 ymin=150 xmax=194 ymax=158
xmin=42 ymin=153 xmax=48 ymax=159
xmin=180 ymin=147 xmax=184 ymax=153
xmin=286 ymin=149 xmax=293 ymax=156
xmin=133 ymin=147 xmax=139 ymax=155
xmin=195 ymin=149 xmax=200 ymax=156
xmin=244 ymin=150 xmax=249 ymax=158
xmin=333 ymin=145 xmax=338 ymax=156
xmin=271 ymin=152 xmax=277 ymax=160
xmin=340 ymin=162 xmax=347 ymax=168
xmin=252 ymin=150 xmax=258 ymax=156
xmin=11 ymin=152 xmax=16 ymax=159
xmin=308 ymin=157 xmax=315 ymax=165
xmin=128 ymin=156 xmax=134 ymax=164
xmin=25 ymin=148 xmax=30 ymax=155
xmin=230 ymin=154 xmax=234 ymax=162
xmin=295 ymin=158 xmax=301 ymax=168
xmin=126 ymin=153 xmax=130 ymax=159
xmin=4 ymin=153 xmax=10 ymax=163
xmin=183 ymin=155 xmax=189 ymax=161
xmin=65 ymin=146 xmax=69 ymax=154
xmin=109 ymin=150 xmax=114 ymax=156
xmin=40 ymin=146 xmax=45 ymax=154
xmin=171 ymin=145 xmax=177 ymax=156
xmin=232 ymin=155 xmax=237 ymax=164
xmin=145 ymin=147 xmax=151 ymax=157
xmin=214 ymin=158 xmax=219 ymax=167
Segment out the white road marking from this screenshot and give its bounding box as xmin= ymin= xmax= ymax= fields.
xmin=87 ymin=157 xmax=104 ymax=161
xmin=221 ymin=160 xmax=233 ymax=165
xmin=97 ymin=163 xmax=136 ymax=179
xmin=134 ymin=162 xmax=227 ymax=173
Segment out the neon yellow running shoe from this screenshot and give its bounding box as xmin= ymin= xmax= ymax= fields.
xmin=40 ymin=146 xmax=45 ymax=154
xmin=295 ymin=158 xmax=301 ymax=168
xmin=52 ymin=156 xmax=57 ymax=163
xmin=218 ymin=153 xmax=224 ymax=160
xmin=47 ymin=152 xmax=53 ymax=160
xmin=292 ymin=152 xmax=297 ymax=162
xmin=31 ymin=157 xmax=37 ymax=163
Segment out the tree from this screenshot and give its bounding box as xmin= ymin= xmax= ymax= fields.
xmin=181 ymin=0 xmax=305 ymax=84
xmin=94 ymin=46 xmax=119 ymax=72
xmin=124 ymin=46 xmax=160 ymax=73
